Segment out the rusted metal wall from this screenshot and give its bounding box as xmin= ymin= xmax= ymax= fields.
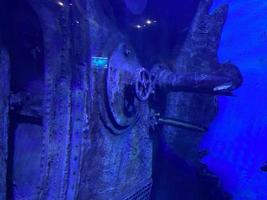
xmin=153 ymin=0 xmax=241 ymax=199
xmin=77 ymin=1 xmax=152 ymax=199
xmin=1 ymin=0 xmax=241 ymax=199
xmin=0 ymin=47 xmax=9 ymax=200
xmin=27 ymin=0 xmax=90 ymax=199
xmin=26 ymin=1 xmax=152 ymax=199
xmin=164 ymin=0 xmax=230 ymax=167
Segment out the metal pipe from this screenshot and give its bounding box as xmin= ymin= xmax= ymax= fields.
xmin=152 ymin=64 xmax=242 ymax=95
xmin=158 ymin=117 xmax=208 ymax=132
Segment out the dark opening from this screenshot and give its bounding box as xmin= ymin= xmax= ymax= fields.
xmin=106 ymin=0 xmax=201 ymax=66
xmin=0 ymin=0 xmax=44 ymax=198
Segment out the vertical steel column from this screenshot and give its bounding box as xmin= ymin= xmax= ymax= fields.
xmin=0 ymin=47 xmax=10 ymax=200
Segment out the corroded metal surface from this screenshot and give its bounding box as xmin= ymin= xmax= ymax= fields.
xmin=0 ymin=0 xmax=242 ymax=199
xmin=77 ymin=1 xmax=153 ymax=198
xmin=78 ymin=63 xmax=152 ymax=199
xmin=0 ymin=47 xmax=9 ymax=200
xmin=152 ymin=0 xmax=239 ymax=199
xmin=163 ymin=0 xmax=234 ymax=165
xmin=152 ymin=64 xmax=242 ymax=96
xmin=101 ymin=44 xmax=141 ymax=134
xmin=135 ymin=68 xmax=153 ymax=101
xmin=26 ymin=0 xmax=153 ymax=199
xmin=26 ymin=0 xmax=90 ymax=199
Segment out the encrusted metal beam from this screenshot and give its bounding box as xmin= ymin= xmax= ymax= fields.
xmin=0 ymin=47 xmax=10 ymax=200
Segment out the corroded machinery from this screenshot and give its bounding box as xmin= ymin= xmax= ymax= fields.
xmin=0 ymin=0 xmax=242 ymax=200
xmin=98 ymin=42 xmax=242 ymax=135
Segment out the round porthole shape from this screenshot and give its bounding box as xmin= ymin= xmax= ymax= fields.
xmin=100 ymin=44 xmax=144 ymax=135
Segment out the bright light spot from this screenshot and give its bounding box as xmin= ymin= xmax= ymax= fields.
xmin=213 ymin=82 xmax=233 ymax=91
xmin=136 ymin=24 xmax=142 ymax=29
xmin=57 ymin=1 xmax=64 ymax=7
xmin=76 ymin=20 xmax=80 ymax=24
xmin=146 ymin=19 xmax=152 ymax=25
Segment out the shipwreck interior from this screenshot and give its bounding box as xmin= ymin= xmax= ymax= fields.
xmin=1 ymin=0 xmax=44 ymax=199
xmin=0 ymin=0 xmax=266 ymax=200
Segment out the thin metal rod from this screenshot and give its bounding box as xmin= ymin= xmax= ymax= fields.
xmin=158 ymin=117 xmax=208 ymax=132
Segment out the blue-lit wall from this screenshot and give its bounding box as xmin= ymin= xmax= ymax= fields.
xmin=201 ymin=1 xmax=267 ymax=199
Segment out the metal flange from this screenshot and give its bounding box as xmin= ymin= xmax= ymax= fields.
xmin=99 ymin=44 xmax=145 ymax=135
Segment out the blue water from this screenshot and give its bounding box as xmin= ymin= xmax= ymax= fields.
xmin=201 ymin=1 xmax=267 ymax=199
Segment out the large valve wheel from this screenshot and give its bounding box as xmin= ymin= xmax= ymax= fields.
xmin=135 ymin=68 xmax=153 ymax=101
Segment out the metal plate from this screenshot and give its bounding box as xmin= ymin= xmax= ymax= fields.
xmin=100 ymin=44 xmax=143 ymax=134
